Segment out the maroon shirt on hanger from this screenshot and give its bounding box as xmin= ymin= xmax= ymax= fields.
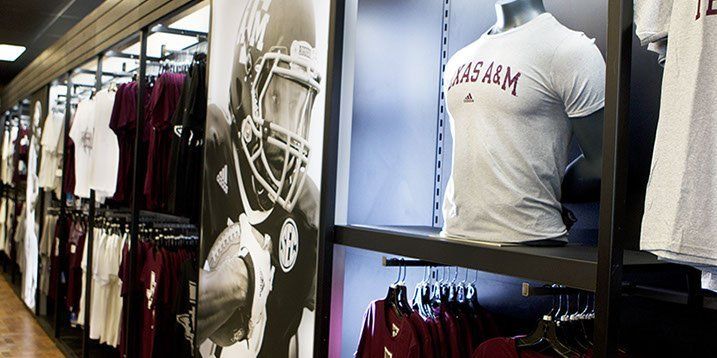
xmin=144 ymin=72 xmax=185 ymax=210
xmin=447 ymin=307 xmax=467 ymax=358
xmin=408 ymin=311 xmax=434 ymax=358
xmin=139 ymin=244 xmax=163 ymax=358
xmin=472 ymin=337 xmax=553 ymax=358
xmin=356 ymin=300 xmax=421 ymax=358
xmin=65 ymin=221 xmax=85 ymax=312
xmin=62 ymin=138 xmax=76 ymax=196
xmin=109 ymin=83 xmax=132 ymax=203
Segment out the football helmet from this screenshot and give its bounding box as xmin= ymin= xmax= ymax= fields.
xmin=230 ymin=0 xmax=321 ymax=213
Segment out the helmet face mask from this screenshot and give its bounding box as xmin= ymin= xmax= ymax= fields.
xmin=239 ymin=40 xmax=321 ymax=212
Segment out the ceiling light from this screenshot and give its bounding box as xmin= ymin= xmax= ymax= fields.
xmin=0 ymin=44 xmax=26 ymax=62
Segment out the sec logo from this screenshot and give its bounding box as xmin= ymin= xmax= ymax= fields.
xmin=279 ymin=218 xmax=299 ymax=273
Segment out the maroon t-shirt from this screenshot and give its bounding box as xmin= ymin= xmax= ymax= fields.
xmin=143 ymin=72 xmax=185 ymax=210
xmin=356 ymin=300 xmax=421 ymax=358
xmin=457 ymin=308 xmax=477 ymax=354
xmin=472 ymin=337 xmax=553 ymax=358
xmin=408 ymin=311 xmax=434 ymax=358
xmin=65 ymin=221 xmax=85 ymax=312
xmin=424 ymin=315 xmax=442 ymax=358
xmin=139 ymin=245 xmax=163 ymax=358
xmin=109 ymin=82 xmax=132 ymax=203
xmin=62 ymin=138 xmax=76 ymax=196
xmin=428 ymin=315 xmax=447 ymax=358
xmin=441 ymin=307 xmax=465 ymax=358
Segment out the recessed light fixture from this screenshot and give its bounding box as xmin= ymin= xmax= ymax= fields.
xmin=0 ymin=44 xmax=26 ymax=62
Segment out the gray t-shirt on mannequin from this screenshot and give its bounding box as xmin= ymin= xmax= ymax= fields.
xmin=441 ymin=13 xmax=605 ymax=243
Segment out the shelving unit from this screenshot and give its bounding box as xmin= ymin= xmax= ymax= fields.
xmin=334 ymin=225 xmax=663 ymax=292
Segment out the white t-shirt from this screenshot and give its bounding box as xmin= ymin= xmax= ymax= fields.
xmin=90 ymin=228 xmax=108 ymax=341
xmin=39 ymin=112 xmax=65 ymax=191
xmin=442 ymin=13 xmax=605 ymax=243
xmin=77 ymin=235 xmax=89 ymax=326
xmin=88 ymin=90 xmax=119 ymax=198
xmin=0 ymin=130 xmax=9 ymax=185
xmin=69 ymin=99 xmax=96 ymax=198
xmin=637 ymin=1 xmax=717 ymax=266
xmin=3 ymin=126 xmax=18 ymax=185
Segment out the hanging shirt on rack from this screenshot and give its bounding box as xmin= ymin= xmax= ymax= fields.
xmin=636 ymin=0 xmax=717 ymax=280
xmin=174 ymin=259 xmax=198 ymax=358
xmin=144 ymin=72 xmax=185 ymax=211
xmin=88 ymin=89 xmax=119 ymax=199
xmin=69 ymin=99 xmax=96 ymax=198
xmin=13 ymin=122 xmax=30 ymax=184
xmin=109 ymin=82 xmax=144 ymax=204
xmin=356 ymin=300 xmax=422 ymax=358
xmin=472 ymin=337 xmax=552 ymax=358
xmin=38 ymin=111 xmax=65 ymax=196
xmin=167 ymin=56 xmax=207 ymax=222
xmin=3 ymin=125 xmax=19 ymax=184
xmin=66 ymin=219 xmax=87 ymax=317
xmin=39 ymin=214 xmax=59 ymax=296
xmin=1 ymin=128 xmax=11 ymax=184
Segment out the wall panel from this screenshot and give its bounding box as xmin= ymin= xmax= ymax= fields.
xmin=0 ymin=0 xmax=195 ymax=112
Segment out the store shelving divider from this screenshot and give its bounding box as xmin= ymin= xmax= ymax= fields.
xmin=125 ymin=27 xmax=148 ymax=358
xmin=594 ymin=0 xmax=633 ymax=356
xmin=55 ymin=72 xmax=73 ymax=339
xmin=314 ymin=0 xmax=347 ymax=356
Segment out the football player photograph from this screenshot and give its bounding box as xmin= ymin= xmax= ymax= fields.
xmin=196 ymin=0 xmax=328 ymax=357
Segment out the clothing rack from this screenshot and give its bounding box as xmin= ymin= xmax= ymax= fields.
xmin=383 ymin=257 xmax=717 ymax=311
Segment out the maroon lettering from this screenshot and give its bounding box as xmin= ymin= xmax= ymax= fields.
xmin=450 ymin=64 xmax=464 ymax=90
xmin=449 ymin=59 xmax=521 ymax=97
xmin=698 ymin=0 xmax=702 ymax=20
xmin=482 ymin=62 xmax=494 ymax=83
xmin=709 ymin=0 xmax=717 ymax=15
xmin=470 ymin=61 xmax=483 ymax=82
xmin=493 ymin=65 xmax=503 ymax=84
xmin=501 ymin=66 xmax=521 ymax=97
xmin=460 ymin=62 xmax=472 ymax=84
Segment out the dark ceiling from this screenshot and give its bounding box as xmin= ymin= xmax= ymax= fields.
xmin=0 ymin=0 xmax=104 ymax=85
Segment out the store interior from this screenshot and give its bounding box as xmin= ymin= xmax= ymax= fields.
xmin=0 ymin=0 xmax=716 ymax=357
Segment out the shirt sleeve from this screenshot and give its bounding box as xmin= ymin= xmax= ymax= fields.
xmin=549 ymin=32 xmax=606 ymax=118
xmin=69 ymin=102 xmax=85 ymax=144
xmin=634 ymin=0 xmax=673 ymax=46
xmin=40 ymin=114 xmax=53 ymax=148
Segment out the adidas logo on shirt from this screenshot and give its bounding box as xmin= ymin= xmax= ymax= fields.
xmin=217 ymin=165 xmax=229 ymax=194
xmin=464 ymin=93 xmax=475 ymax=103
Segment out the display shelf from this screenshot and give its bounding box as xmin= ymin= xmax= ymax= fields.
xmin=334 ymin=225 xmax=664 ymax=292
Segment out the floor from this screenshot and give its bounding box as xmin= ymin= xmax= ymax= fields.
xmin=0 ymin=274 xmax=64 ymax=357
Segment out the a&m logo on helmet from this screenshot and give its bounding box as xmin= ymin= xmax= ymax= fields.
xmin=237 ymin=0 xmax=273 ymax=66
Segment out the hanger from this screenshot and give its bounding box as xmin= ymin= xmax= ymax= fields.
xmin=396 ymin=259 xmax=413 ymax=316
xmin=516 ymin=287 xmax=578 ymax=357
xmin=385 ymin=260 xmax=409 ymax=318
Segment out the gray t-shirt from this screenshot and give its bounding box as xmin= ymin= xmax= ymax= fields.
xmin=637 ymin=0 xmax=717 ymax=266
xmin=441 ymin=13 xmax=605 ymax=243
